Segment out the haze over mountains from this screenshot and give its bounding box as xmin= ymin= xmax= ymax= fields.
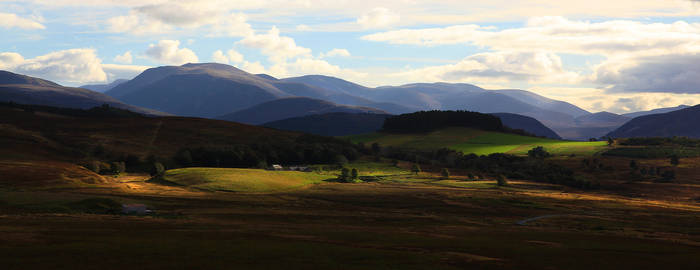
xmin=1 ymin=62 xmax=697 ymax=140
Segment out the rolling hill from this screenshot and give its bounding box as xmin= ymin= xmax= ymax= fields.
xmin=218 ymin=97 xmax=387 ymax=125
xmin=0 ymin=70 xmax=165 ymax=116
xmin=607 ymin=105 xmax=700 ymax=138
xmin=489 ymin=113 xmax=561 ymax=139
xmin=263 ymin=112 xmax=392 ymax=136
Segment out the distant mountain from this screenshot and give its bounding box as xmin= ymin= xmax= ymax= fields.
xmin=622 ymin=105 xmax=691 ymax=118
xmin=218 ymin=97 xmax=388 ymax=125
xmin=548 ymin=112 xmax=631 ymax=140
xmin=574 ymin=112 xmax=630 ymax=127
xmin=607 ymin=105 xmax=700 ymax=138
xmin=263 ymin=112 xmax=391 ymax=136
xmin=0 ymin=70 xmax=166 ymax=116
xmin=490 ymin=113 xmax=561 ymax=139
xmin=80 ymin=79 xmax=129 ymax=93
xmin=494 ymin=89 xmax=590 ymax=118
xmin=106 ymin=63 xmax=410 ymax=117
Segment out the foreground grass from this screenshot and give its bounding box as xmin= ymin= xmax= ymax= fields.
xmin=348 ymin=127 xmax=607 ymax=156
xmin=162 ymin=167 xmax=331 ymax=193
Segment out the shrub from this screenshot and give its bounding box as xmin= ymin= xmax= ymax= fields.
xmin=670 ymin=155 xmax=680 ymax=166
xmin=411 ymin=164 xmax=421 ymax=175
xmin=629 ymin=160 xmax=638 ymax=171
xmin=496 ymin=175 xmax=508 ymax=186
xmin=86 ymin=161 xmax=100 ymax=173
xmin=441 ymin=168 xmax=450 ymax=179
xmin=339 ymin=168 xmax=350 ymax=182
xmin=351 ymin=168 xmax=359 ymax=180
xmin=150 ymin=162 xmax=165 ymax=177
xmin=527 ymin=146 xmax=551 ymax=159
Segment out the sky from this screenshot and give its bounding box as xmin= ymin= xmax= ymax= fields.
xmin=1 ymin=0 xmax=700 ymax=113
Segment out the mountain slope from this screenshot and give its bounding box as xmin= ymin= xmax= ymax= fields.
xmin=80 ymin=79 xmax=129 ymax=93
xmin=490 ymin=113 xmax=562 ymax=139
xmin=622 ymin=105 xmax=691 ymax=118
xmin=263 ymin=112 xmax=391 ymax=136
xmin=0 ymin=70 xmax=165 ymax=116
xmin=494 ymin=89 xmax=590 ymax=117
xmin=607 ymin=105 xmax=700 ymax=138
xmin=219 ymin=97 xmax=388 ymax=125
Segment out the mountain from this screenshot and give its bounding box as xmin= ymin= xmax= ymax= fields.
xmin=263 ymin=112 xmax=391 ymax=136
xmin=218 ymin=97 xmax=388 ymax=125
xmin=105 ymin=63 xmax=290 ymax=117
xmin=80 ymin=79 xmax=129 ymax=93
xmin=607 ymin=105 xmax=700 ymax=138
xmin=546 ymin=112 xmax=631 ymax=140
xmin=622 ymin=105 xmax=691 ymax=118
xmin=489 ymin=113 xmax=562 ymax=139
xmin=0 ymin=70 xmax=165 ymax=116
xmin=574 ymin=112 xmax=630 ymax=127
xmin=494 ymin=89 xmax=590 ymax=118
xmin=105 ymin=63 xmax=410 ymax=117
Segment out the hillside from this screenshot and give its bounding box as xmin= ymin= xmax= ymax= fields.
xmin=490 ymin=113 xmax=562 ymax=139
xmin=608 ymin=105 xmax=700 ymax=138
xmin=0 ymin=70 xmax=165 ymax=116
xmin=622 ymin=105 xmax=691 ymax=118
xmin=0 ymin=103 xmax=359 ymax=168
xmin=494 ymin=89 xmax=590 ymax=118
xmin=263 ymin=112 xmax=391 ymax=136
xmin=219 ymin=97 xmax=387 ymax=125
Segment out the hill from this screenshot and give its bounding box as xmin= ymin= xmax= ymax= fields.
xmin=0 ymin=102 xmax=361 ymax=171
xmin=80 ymin=79 xmax=129 ymax=93
xmin=607 ymin=105 xmax=700 ymax=138
xmin=489 ymin=113 xmax=562 ymax=139
xmin=494 ymin=89 xmax=590 ymax=118
xmin=263 ymin=112 xmax=391 ymax=136
xmin=218 ymin=97 xmax=387 ymax=125
xmin=161 ymin=167 xmax=330 ymax=193
xmin=622 ymin=105 xmax=691 ymax=118
xmin=0 ymin=70 xmax=165 ymax=116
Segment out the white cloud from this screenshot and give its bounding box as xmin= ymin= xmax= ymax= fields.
xmin=211 ymin=49 xmax=244 ymax=64
xmin=593 ymin=53 xmax=700 ymax=94
xmin=102 ymin=63 xmax=150 ymax=81
xmin=357 ymin=7 xmax=400 ymax=29
xmin=1 ymin=49 xmax=107 ymax=84
xmin=106 ymin=11 xmax=171 ymax=35
xmin=145 ymin=40 xmax=199 ymax=65
xmin=388 ymin=51 xmax=579 ymax=85
xmin=113 ymin=51 xmax=133 ymax=64
xmin=0 ymin=52 xmax=25 ymax=69
xmin=0 ymin=12 xmax=45 ymax=30
xmin=238 ymin=26 xmax=311 ymax=63
xmin=320 ymin=48 xmax=351 ymax=58
xmin=296 ymin=24 xmax=311 ymax=31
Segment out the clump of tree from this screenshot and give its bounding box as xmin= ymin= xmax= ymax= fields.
xmin=670 ymin=154 xmax=680 ymax=166
xmin=338 ymin=168 xmax=359 ymax=183
xmin=527 ymin=146 xmax=551 ymax=159
xmin=383 ymin=110 xmax=504 ymax=133
xmin=150 ymin=162 xmax=165 ymax=178
xmin=411 ymin=164 xmax=421 ymax=175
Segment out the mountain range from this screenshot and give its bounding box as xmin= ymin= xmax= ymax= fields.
xmin=607 ymin=105 xmax=700 ymax=138
xmin=0 ymin=71 xmax=166 ymax=116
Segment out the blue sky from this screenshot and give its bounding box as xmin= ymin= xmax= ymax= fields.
xmin=1 ymin=0 xmax=700 ymax=113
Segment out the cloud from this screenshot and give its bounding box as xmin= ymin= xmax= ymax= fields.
xmin=1 ymin=49 xmax=107 ymax=84
xmin=320 ymin=48 xmax=351 ymax=58
xmin=0 ymin=52 xmax=25 ymax=69
xmin=357 ymin=7 xmax=400 ymax=29
xmin=362 ymin=17 xmax=700 ymax=56
xmin=296 ymin=24 xmax=311 ymax=31
xmin=389 ymin=51 xmax=579 ymax=85
xmin=0 ymin=12 xmax=45 ymax=30
xmin=113 ymin=51 xmax=133 ymax=64
xmin=238 ymin=26 xmax=311 ymax=63
xmin=102 ymin=63 xmax=150 ymax=81
xmin=211 ymin=49 xmax=244 ymax=64
xmin=106 ymin=11 xmax=171 ymax=35
xmin=593 ymin=53 xmax=700 ymax=94
xmin=145 ymin=40 xmax=199 ymax=65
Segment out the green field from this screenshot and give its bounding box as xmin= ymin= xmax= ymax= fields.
xmin=348 ymin=127 xmax=607 ymax=156
xmin=161 ymin=167 xmax=331 ymax=192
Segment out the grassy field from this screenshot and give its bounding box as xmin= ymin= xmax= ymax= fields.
xmin=161 ymin=167 xmax=332 ymax=192
xmin=348 ymin=127 xmax=607 ymax=156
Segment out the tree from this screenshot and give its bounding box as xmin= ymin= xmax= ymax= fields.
xmin=150 ymin=162 xmax=165 ymax=177
xmin=111 ymin=161 xmax=126 ymax=175
xmin=411 ymin=164 xmax=421 ymax=175
xmin=467 ymin=173 xmax=475 ymax=180
xmin=441 ymin=168 xmax=450 ymax=179
xmin=670 ymin=155 xmax=680 ymax=166
xmin=334 ymin=154 xmax=349 ymax=165
xmin=371 ymin=142 xmax=381 ymax=154
xmin=527 ymin=146 xmax=550 ymax=159
xmin=496 ymin=175 xmax=508 ymax=186
xmin=607 ymin=137 xmax=614 ymax=146
xmin=351 ymin=168 xmax=359 ymax=180
xmin=86 ymin=161 xmax=100 ymax=173
xmin=391 ymin=159 xmax=399 ymax=167
xmin=339 ymin=168 xmax=350 ymax=182
xmin=629 ymin=160 xmax=638 ymax=171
